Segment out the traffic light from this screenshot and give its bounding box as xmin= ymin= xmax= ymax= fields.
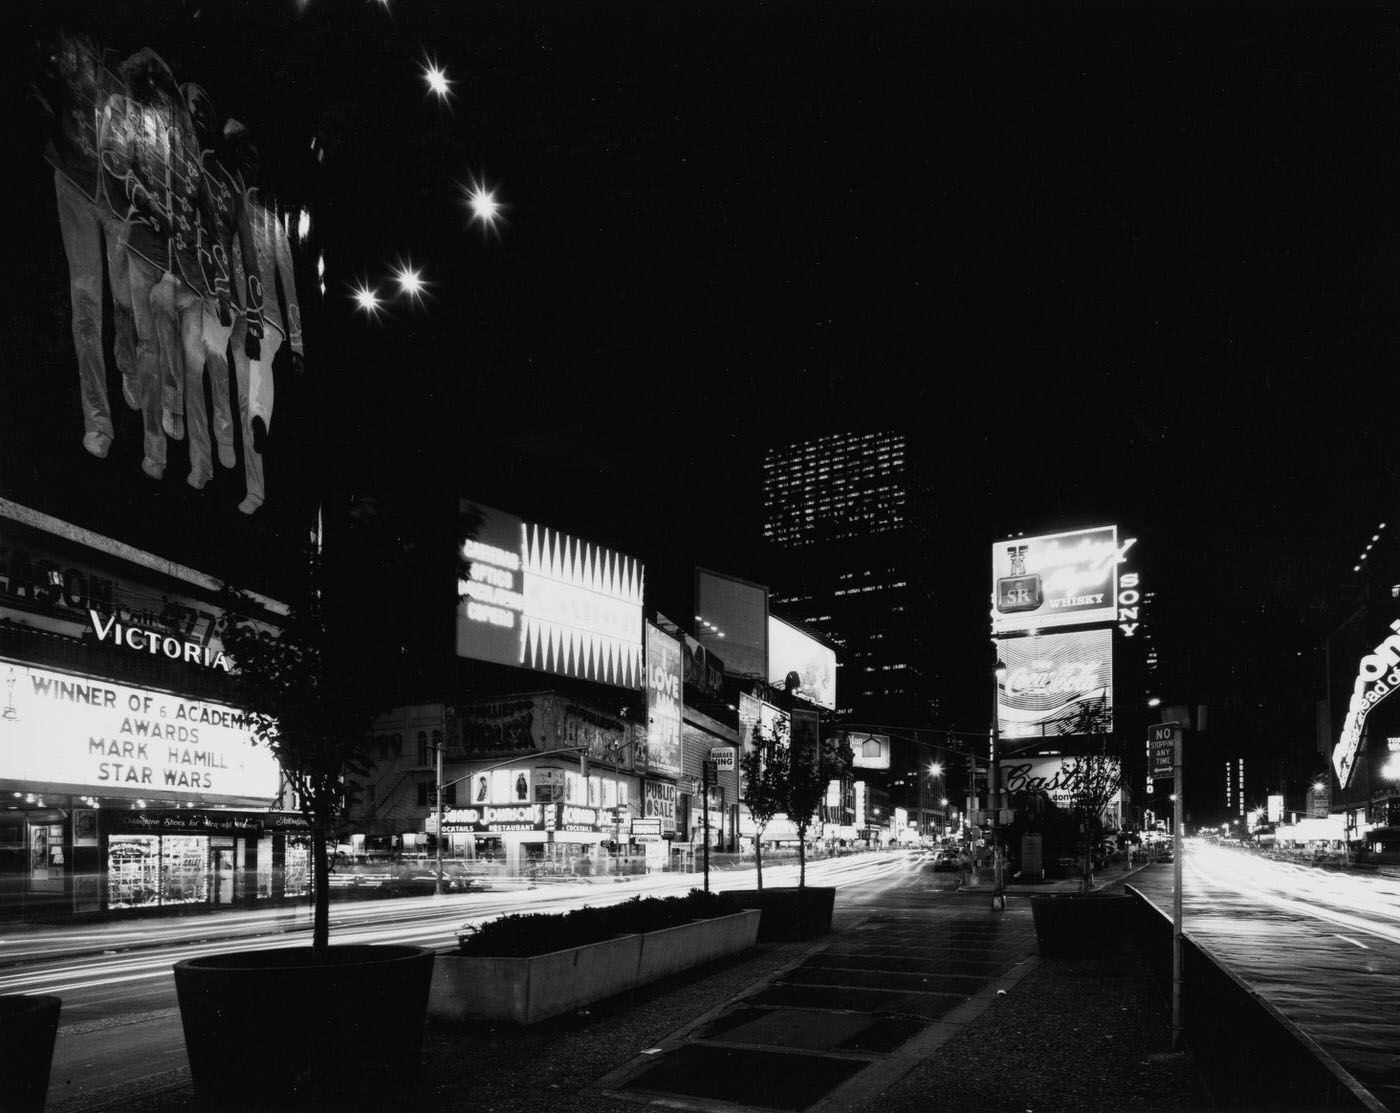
xmin=580 ymin=752 xmax=588 ymax=778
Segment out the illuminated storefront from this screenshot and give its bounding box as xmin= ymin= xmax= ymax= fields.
xmin=0 ymin=500 xmax=292 ymax=918
xmin=360 ymin=693 xmax=653 ymax=876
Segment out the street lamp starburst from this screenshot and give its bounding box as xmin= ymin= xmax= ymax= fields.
xmin=423 ymin=60 xmax=452 ymax=101
xmin=463 ymin=177 xmax=505 ymax=236
xmin=393 ymin=263 xmax=425 ymax=302
xmin=352 ymin=284 xmax=382 ymax=315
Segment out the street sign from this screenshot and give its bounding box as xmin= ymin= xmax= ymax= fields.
xmin=710 ymin=746 xmax=735 ymax=771
xmin=1149 ymin=723 xmax=1180 ymax=779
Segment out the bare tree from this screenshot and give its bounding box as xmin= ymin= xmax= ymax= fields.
xmin=1060 ymin=697 xmax=1121 ymax=893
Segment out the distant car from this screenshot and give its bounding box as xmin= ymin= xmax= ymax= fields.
xmin=931 ymin=849 xmax=961 ymax=872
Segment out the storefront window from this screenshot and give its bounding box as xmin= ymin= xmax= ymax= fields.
xmin=160 ymin=836 xmax=209 ymax=905
xmin=28 ymin=823 xmax=67 ymax=893
xmin=107 ymin=835 xmax=161 ymax=909
xmin=257 ymin=835 xmax=274 ymax=898
xmin=284 ymin=837 xmax=310 ymax=898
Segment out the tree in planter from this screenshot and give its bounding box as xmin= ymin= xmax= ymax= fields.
xmin=1059 ymin=698 xmax=1122 ymax=894
xmin=738 ymin=720 xmax=788 ymax=892
xmin=782 ymin=717 xmax=853 ymax=890
xmin=219 ymin=518 xmax=414 ymax=955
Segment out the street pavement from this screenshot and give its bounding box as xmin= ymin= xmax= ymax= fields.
xmin=49 ymin=858 xmax=1215 ymax=1113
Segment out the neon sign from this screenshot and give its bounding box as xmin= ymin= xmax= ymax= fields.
xmin=1333 ymin=620 xmax=1400 ymax=788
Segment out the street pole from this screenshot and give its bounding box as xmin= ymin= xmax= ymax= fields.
xmin=702 ymin=760 xmax=712 ymax=893
xmin=1172 ymin=725 xmax=1184 ymax=1051
xmin=434 ymin=724 xmax=445 ymax=898
xmin=990 ymin=660 xmax=1006 ymax=912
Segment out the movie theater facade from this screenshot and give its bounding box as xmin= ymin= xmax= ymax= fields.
xmin=0 ymin=498 xmax=299 ymax=919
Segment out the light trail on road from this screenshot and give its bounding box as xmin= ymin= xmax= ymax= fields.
xmin=0 ymin=853 xmax=894 ymax=1002
xmin=1134 ymin=842 xmax=1400 ymax=1110
xmin=0 ymin=851 xmax=947 ymax=1112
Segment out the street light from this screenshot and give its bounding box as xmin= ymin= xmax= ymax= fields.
xmin=990 ymin=657 xmax=1008 ymax=911
xmin=927 ymin=761 xmax=944 ymax=839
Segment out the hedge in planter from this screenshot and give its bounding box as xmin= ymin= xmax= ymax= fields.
xmin=433 ymin=892 xmax=761 ymax=1024
xmin=457 ymin=888 xmax=733 ymax=956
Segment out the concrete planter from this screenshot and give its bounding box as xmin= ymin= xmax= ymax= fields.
xmin=1030 ymin=891 xmax=1132 ymax=957
xmin=719 ymin=886 xmax=836 ymax=940
xmin=0 ymin=994 xmax=61 ymax=1113
xmin=637 ymin=908 xmax=761 ymax=983
xmin=174 ymin=944 xmax=433 ymax=1111
xmin=430 ymin=909 xmax=760 ymax=1025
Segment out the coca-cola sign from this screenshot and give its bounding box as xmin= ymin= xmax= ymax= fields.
xmin=997 ymin=629 xmax=1113 ymax=740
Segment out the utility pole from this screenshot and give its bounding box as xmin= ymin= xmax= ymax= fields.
xmin=434 ymin=716 xmax=445 ymax=898
xmin=702 ymin=759 xmax=714 ymax=892
xmin=990 ymin=658 xmax=1007 ymax=912
xmin=1172 ymin=723 xmax=1184 ymax=1050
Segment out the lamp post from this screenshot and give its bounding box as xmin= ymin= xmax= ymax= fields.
xmin=926 ymin=761 xmax=943 ymax=841
xmin=990 ymin=658 xmax=1008 ymax=911
xmin=435 ymin=723 xmax=445 ymax=897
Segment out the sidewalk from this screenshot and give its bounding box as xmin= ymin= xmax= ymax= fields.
xmin=101 ymin=865 xmax=1210 ymax=1113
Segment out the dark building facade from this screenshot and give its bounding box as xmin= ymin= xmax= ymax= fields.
xmin=761 ymin=431 xmax=937 ymax=726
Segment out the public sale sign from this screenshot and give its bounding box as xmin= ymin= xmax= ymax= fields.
xmin=0 ymin=663 xmax=280 ymax=803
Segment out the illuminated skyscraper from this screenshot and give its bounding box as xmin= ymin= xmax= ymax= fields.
xmin=762 ymin=431 xmax=936 ymax=724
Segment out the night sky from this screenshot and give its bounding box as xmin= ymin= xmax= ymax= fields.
xmin=4 ymin=0 xmax=1398 ymax=754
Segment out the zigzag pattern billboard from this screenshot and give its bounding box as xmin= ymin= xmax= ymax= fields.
xmin=457 ymin=500 xmax=644 ymax=689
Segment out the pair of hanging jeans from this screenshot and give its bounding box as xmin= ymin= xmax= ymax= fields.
xmin=184 ymin=301 xmax=236 ymax=488
xmin=53 ymin=170 xmax=136 ymax=453
xmin=127 ymin=251 xmax=198 ymax=477
xmin=230 ymin=317 xmax=280 ymax=513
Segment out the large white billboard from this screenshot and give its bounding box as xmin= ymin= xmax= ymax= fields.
xmin=767 ymin=615 xmax=836 ymax=710
xmin=695 ymin=567 xmax=768 ymax=679
xmin=997 ymin=629 xmax=1113 ymax=740
xmin=0 ymin=663 xmax=280 ymax=803
xmin=991 ymin=526 xmax=1128 ymax=634
xmin=457 ymin=500 xmax=645 ymax=689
